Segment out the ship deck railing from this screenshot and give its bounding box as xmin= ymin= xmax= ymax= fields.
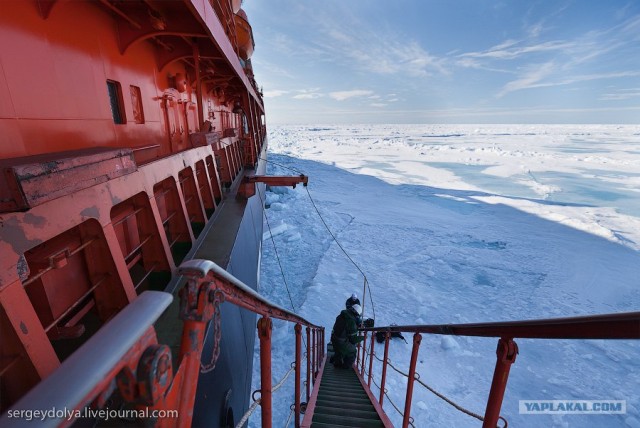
xmin=2 ymin=256 xmax=637 ymax=428
xmin=338 ymin=311 xmax=640 ymax=428
xmin=0 ymin=259 xmax=325 ymax=428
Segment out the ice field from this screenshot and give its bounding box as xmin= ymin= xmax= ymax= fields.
xmin=250 ymin=124 xmax=640 ymax=427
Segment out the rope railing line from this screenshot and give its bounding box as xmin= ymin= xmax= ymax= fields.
xmin=256 ymin=188 xmax=298 ymax=315
xmin=284 ymin=407 xmax=294 ymax=428
xmin=258 ymin=156 xmax=304 ymax=175
xmin=235 ymin=399 xmax=260 ymax=428
xmin=258 ymin=154 xmax=377 ymax=320
xmin=272 ymin=365 xmax=295 ymax=393
xmin=371 ymin=351 xmax=494 ymax=425
xmin=304 ymin=186 xmax=376 ymax=320
xmin=384 ymin=392 xmax=413 ymax=426
xmin=384 ymin=392 xmax=414 ymax=428
xmin=414 ymin=376 xmax=484 ymax=422
xmin=371 ymin=374 xmax=384 ymax=395
xmin=237 ymin=365 xmax=296 ymax=428
xmin=373 ymin=353 xmax=407 ymax=379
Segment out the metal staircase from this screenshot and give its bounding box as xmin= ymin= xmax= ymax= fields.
xmin=312 ymin=364 xmax=385 ymax=427
xmin=301 ymin=346 xmax=392 ymax=428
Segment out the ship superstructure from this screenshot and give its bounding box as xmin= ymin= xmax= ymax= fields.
xmin=0 ymin=0 xmax=268 ymax=424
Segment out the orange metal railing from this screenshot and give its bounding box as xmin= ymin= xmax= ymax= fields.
xmin=178 ymin=260 xmax=325 ymax=428
xmin=1 ymin=259 xmax=324 ymax=428
xmin=357 ymin=312 xmax=640 ymax=427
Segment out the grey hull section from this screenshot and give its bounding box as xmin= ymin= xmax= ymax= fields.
xmin=189 ymin=148 xmax=267 ymax=427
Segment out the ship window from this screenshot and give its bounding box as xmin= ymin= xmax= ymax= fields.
xmin=107 ymin=80 xmax=126 ymax=124
xmin=130 ymin=85 xmax=145 ymax=124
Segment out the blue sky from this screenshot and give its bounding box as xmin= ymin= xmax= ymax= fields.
xmin=243 ymin=1 xmax=640 ymax=124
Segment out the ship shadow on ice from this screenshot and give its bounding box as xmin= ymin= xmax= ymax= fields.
xmin=265 ymin=154 xmax=640 ymax=317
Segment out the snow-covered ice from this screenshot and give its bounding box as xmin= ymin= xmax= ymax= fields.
xmin=249 ymin=124 xmax=640 ymax=427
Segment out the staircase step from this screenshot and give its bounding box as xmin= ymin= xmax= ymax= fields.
xmin=312 ymin=413 xmax=385 ymax=428
xmin=323 ymin=368 xmax=356 ymax=379
xmin=306 ymin=362 xmax=389 ymax=428
xmin=317 ymin=393 xmax=369 ymax=403
xmin=313 ymin=404 xmax=380 ymax=421
xmin=318 ymin=389 xmax=368 ymax=400
xmin=316 ymin=398 xmax=376 ymax=412
xmin=315 ymin=401 xmax=371 ymax=411
xmin=311 ymin=423 xmax=355 ymax=428
xmin=319 ymin=386 xmax=362 ymax=394
xmin=316 ymin=393 xmax=371 ymax=405
xmin=322 ymin=376 xmax=361 ymax=386
xmin=319 ymin=383 xmax=364 ymax=393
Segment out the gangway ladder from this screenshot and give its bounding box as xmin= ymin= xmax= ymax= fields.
xmin=301 ymin=345 xmax=393 ymax=428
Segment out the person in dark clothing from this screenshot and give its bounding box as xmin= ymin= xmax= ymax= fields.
xmin=345 ymin=293 xmax=363 ymax=327
xmin=330 ymin=304 xmax=364 ymax=368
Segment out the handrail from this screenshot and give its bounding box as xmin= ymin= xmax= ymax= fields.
xmin=1 ymin=260 xmax=324 ymax=428
xmin=1 ymin=291 xmax=173 ymax=428
xmin=178 ymin=259 xmax=322 ymax=328
xmin=360 ymin=311 xmax=640 ymax=339
xmin=178 ymin=259 xmax=325 ymax=428
xmin=358 ymin=311 xmax=640 ymax=428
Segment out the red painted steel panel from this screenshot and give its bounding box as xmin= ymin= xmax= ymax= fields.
xmin=0 ymin=120 xmax=26 ymax=158
xmin=0 ymin=60 xmax=16 ymax=118
xmin=0 ymin=147 xmax=136 ymax=212
xmin=0 ymin=1 xmax=187 ymax=158
xmin=0 ymin=3 xmax=63 ymax=120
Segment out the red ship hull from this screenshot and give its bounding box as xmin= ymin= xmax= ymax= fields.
xmin=0 ymin=1 xmax=266 ymax=425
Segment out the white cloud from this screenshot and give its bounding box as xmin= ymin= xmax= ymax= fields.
xmin=264 ymin=89 xmax=289 ymax=98
xmin=311 ymin=9 xmax=447 ymax=77
xmin=293 ymin=88 xmax=323 ymax=100
xmin=600 ymin=88 xmax=640 ymax=101
xmin=456 ymin=57 xmax=513 ymax=73
xmin=255 ymin=61 xmax=296 ymax=79
xmin=293 ymin=93 xmax=323 ymax=100
xmin=371 ymin=103 xmax=387 ymax=108
xmin=329 ymin=90 xmax=374 ymax=101
xmin=498 ymin=66 xmax=640 ymax=98
xmin=527 ymin=22 xmax=545 ymax=39
xmin=497 ymin=62 xmax=557 ymax=97
xmin=461 ymin=40 xmax=575 ymax=60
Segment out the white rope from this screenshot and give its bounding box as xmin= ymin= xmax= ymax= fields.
xmin=235 ymin=365 xmax=296 ymax=428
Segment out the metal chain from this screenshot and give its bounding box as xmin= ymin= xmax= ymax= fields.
xmin=201 ymin=289 xmax=224 ymax=373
